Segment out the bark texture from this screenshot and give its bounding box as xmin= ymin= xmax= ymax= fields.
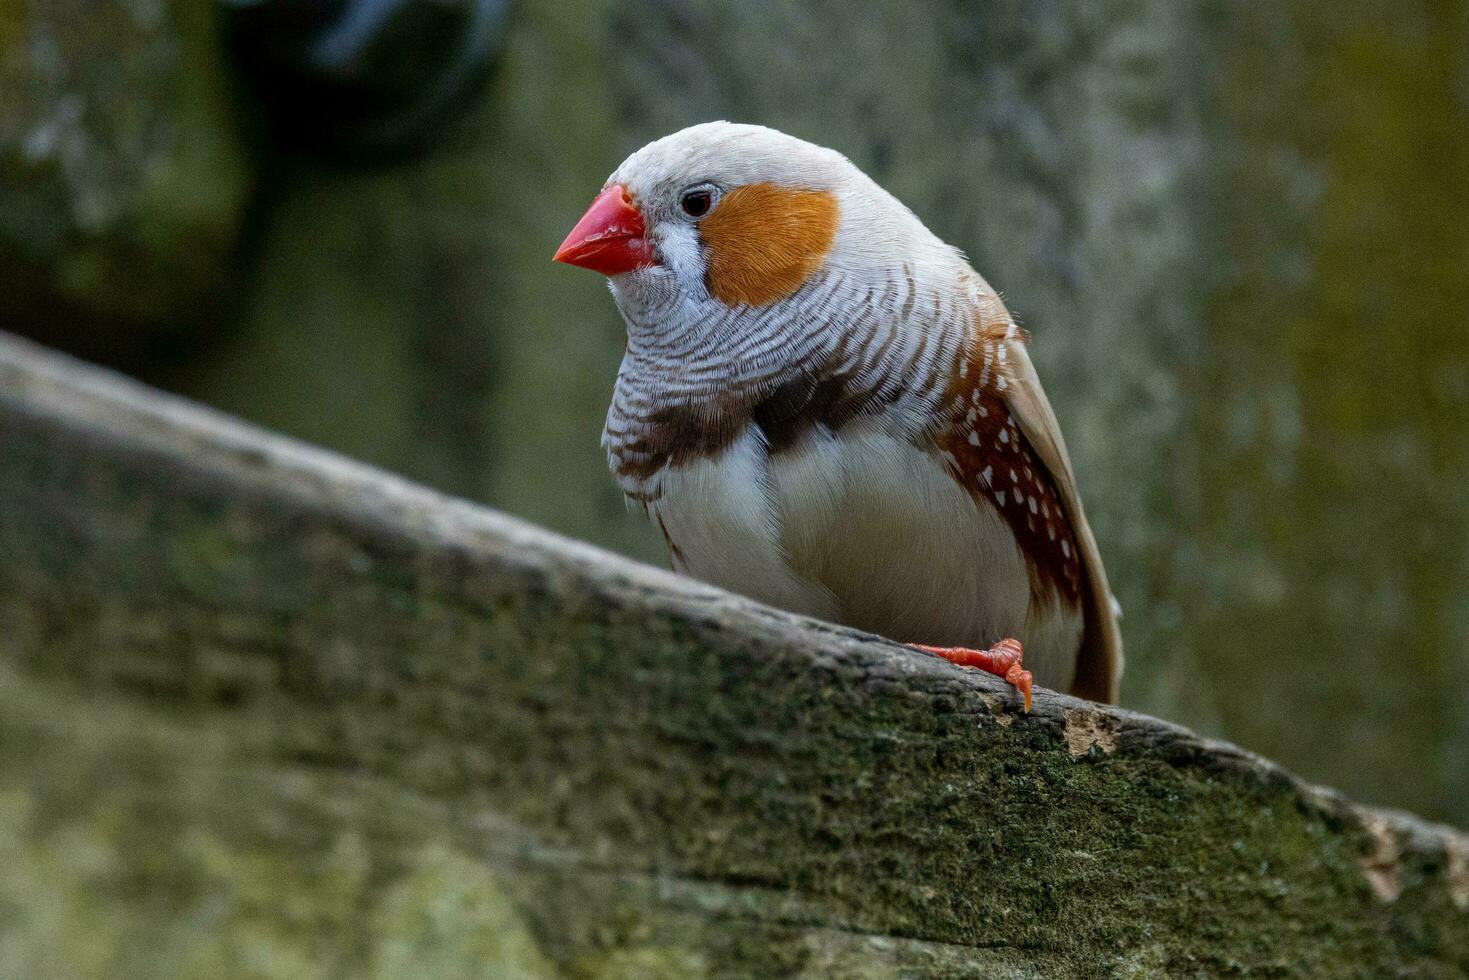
xmin=2 ymin=331 xmax=1467 ymax=978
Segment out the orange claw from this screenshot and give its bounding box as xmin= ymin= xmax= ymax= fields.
xmin=910 ymin=637 xmax=1033 ymax=712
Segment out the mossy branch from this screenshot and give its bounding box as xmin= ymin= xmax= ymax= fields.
xmin=1 ymin=330 xmax=1466 ymax=978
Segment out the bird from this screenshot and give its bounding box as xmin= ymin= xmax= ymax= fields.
xmin=552 ymin=121 xmax=1121 ymax=710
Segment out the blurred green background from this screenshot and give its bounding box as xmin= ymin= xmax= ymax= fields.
xmin=2 ymin=0 xmax=1466 ymax=824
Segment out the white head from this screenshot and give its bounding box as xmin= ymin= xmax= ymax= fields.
xmin=554 ymin=122 xmax=963 ymax=346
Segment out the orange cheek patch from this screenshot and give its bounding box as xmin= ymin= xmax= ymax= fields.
xmin=700 ymin=183 xmax=839 ymax=307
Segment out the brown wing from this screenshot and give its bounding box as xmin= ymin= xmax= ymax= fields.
xmin=1000 ymin=332 xmax=1123 ymax=703
xmin=927 ymin=283 xmax=1122 ymax=703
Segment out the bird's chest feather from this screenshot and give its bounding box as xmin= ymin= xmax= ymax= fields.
xmin=640 ymin=417 xmax=1080 ymax=687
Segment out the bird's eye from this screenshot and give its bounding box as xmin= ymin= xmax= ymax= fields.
xmin=680 ymin=187 xmax=714 ymax=218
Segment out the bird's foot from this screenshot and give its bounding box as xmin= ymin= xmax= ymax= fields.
xmin=910 ymin=637 xmax=1032 ymax=712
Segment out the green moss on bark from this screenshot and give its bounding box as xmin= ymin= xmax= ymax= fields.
xmin=1 ymin=334 xmax=1466 ymax=977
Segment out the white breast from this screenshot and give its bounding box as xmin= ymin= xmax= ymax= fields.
xmin=649 ymin=420 xmax=1082 ymax=691
xmin=650 ymin=426 xmax=840 ymax=620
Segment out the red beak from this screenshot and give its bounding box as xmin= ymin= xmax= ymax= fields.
xmin=553 ymin=184 xmax=655 ymax=276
